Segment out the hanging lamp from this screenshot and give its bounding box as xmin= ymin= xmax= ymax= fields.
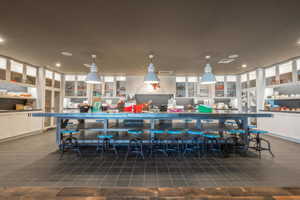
xmin=201 ymin=56 xmax=216 ymax=84
xmin=85 ymin=54 xmax=101 ymax=84
xmin=144 ymin=54 xmax=159 ymax=83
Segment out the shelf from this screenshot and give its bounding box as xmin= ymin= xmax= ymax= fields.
xmin=266 ymin=98 xmax=300 ymax=100
xmin=0 ymin=95 xmax=36 ymax=100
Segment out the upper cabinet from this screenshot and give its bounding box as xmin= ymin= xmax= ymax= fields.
xmin=26 ymin=66 xmax=37 ymax=85
xmin=215 ymin=76 xmax=225 ymax=97
xmin=265 ymin=66 xmax=277 ymax=86
xmin=10 ymin=60 xmax=23 ymax=83
xmin=279 ymin=61 xmax=293 ymax=84
xmin=175 ymin=75 xmax=237 ymax=98
xmin=0 ymin=57 xmax=39 ymax=86
xmin=0 ymin=57 xmax=7 ymax=80
xmin=226 ymin=76 xmax=237 ymax=97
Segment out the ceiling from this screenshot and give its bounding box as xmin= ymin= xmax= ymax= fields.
xmin=1 ymin=0 xmax=300 ymax=75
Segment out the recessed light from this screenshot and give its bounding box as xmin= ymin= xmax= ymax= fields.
xmin=218 ymin=58 xmax=235 ymax=64
xmin=55 ymin=62 xmax=61 ymax=67
xmin=61 ymin=51 xmax=72 ymax=56
xmin=228 ymin=54 xmax=239 ymax=59
xmin=205 ymin=55 xmax=211 ymax=59
xmin=0 ymin=37 xmax=5 ymax=43
xmin=242 ymin=64 xmax=247 ymax=68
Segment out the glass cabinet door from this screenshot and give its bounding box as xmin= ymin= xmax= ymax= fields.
xmin=44 ymin=90 xmax=52 ymax=127
xmin=77 ymin=81 xmax=87 ymax=96
xmin=104 ymin=82 xmax=114 ymax=97
xmin=93 ymin=84 xmax=103 ymax=97
xmin=65 ymin=81 xmax=75 ymax=96
xmin=0 ymin=57 xmax=7 ymax=80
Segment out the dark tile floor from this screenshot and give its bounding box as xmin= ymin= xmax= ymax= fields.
xmin=2 ymin=186 xmax=300 ymax=200
xmin=0 ymin=130 xmax=300 ymax=187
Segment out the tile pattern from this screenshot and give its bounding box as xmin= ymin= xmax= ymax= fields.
xmin=1 ymin=187 xmax=300 ymax=200
xmin=0 ymin=130 xmax=300 ymax=187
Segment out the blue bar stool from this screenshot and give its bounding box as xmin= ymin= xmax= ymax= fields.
xmin=183 ymin=129 xmax=204 ymax=157
xmin=225 ymin=129 xmax=246 ymax=156
xmin=249 ymin=129 xmax=274 ymax=158
xmin=96 ymin=134 xmax=118 ymax=157
xmin=149 ymin=129 xmax=168 ymax=157
xmin=127 ymin=129 xmax=145 ymax=159
xmin=166 ymin=129 xmax=185 ymax=156
xmin=60 ymin=130 xmax=81 ymax=159
xmin=203 ymin=132 xmax=223 ymax=157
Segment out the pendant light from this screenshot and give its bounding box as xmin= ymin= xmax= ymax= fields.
xmin=144 ymin=54 xmax=160 ymax=83
xmin=85 ymin=54 xmax=101 ymax=84
xmin=201 ymin=56 xmax=216 ymax=84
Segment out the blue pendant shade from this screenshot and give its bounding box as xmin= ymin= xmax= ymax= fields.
xmin=201 ymin=63 xmax=216 ymax=84
xmin=85 ymin=55 xmax=101 ymax=84
xmin=144 ymin=61 xmax=159 ymax=83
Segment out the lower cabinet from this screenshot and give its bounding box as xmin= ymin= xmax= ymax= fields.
xmin=0 ymin=111 xmax=43 ymax=140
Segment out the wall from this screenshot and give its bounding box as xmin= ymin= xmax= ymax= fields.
xmin=125 ymin=76 xmax=176 ymax=96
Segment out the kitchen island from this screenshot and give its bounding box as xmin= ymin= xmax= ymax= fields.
xmin=33 ymin=112 xmax=273 ymax=148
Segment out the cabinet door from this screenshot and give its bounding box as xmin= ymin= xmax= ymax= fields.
xmin=53 ymin=91 xmax=60 ymax=126
xmin=44 ymin=90 xmax=52 ymax=127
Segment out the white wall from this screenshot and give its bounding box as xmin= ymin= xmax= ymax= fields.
xmin=126 ymin=76 xmax=176 ymax=96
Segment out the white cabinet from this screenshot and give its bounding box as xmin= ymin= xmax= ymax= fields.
xmin=0 ymin=111 xmax=43 ymax=140
xmin=257 ymin=111 xmax=300 ymax=143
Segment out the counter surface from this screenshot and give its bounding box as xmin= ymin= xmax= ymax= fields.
xmin=32 ymin=111 xmax=273 ymax=119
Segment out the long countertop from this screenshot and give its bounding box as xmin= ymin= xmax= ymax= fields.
xmin=0 ymin=109 xmax=42 ymax=113
xmin=259 ymin=110 xmax=300 ymax=114
xmin=32 ymin=111 xmax=273 ymax=119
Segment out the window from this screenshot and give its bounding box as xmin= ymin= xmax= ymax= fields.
xmin=54 ymin=73 xmax=61 ymax=88
xmin=10 ymin=60 xmax=23 ymax=83
xmin=241 ymin=74 xmax=248 ymax=89
xmin=227 ymin=75 xmax=236 ymax=97
xmin=215 ymin=76 xmax=224 ymax=97
xmin=26 ymin=66 xmax=37 ymax=85
xmin=116 ymin=76 xmax=126 ymax=81
xmin=77 ymin=75 xmax=86 ymax=81
xmin=176 ymin=76 xmax=186 ymax=97
xmin=0 ymin=57 xmax=7 ymax=80
xmin=249 ymin=71 xmax=256 ymax=88
xmin=279 ymin=61 xmax=292 ymax=84
xmin=45 ymin=70 xmax=53 ymax=87
xmin=265 ymin=66 xmax=277 ymax=86
xmin=104 ymin=76 xmax=114 ymax=82
xmin=65 ymin=75 xmax=76 ymax=81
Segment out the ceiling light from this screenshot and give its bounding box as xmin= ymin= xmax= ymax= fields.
xmin=0 ymin=37 xmax=4 ymax=43
xmin=228 ymin=54 xmax=239 ymax=59
xmin=205 ymin=55 xmax=211 ymax=59
xmin=86 ymin=55 xmax=101 ymax=84
xmin=218 ymin=58 xmax=235 ymax=64
xmin=242 ymin=64 xmax=247 ymax=68
xmin=144 ymin=54 xmax=159 ymax=84
xmin=201 ymin=56 xmax=216 ymax=85
xmin=55 ymin=62 xmax=61 ymax=67
xmin=61 ymin=52 xmax=72 ymax=56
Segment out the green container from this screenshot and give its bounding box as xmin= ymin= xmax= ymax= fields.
xmin=197 ymin=105 xmax=213 ymax=113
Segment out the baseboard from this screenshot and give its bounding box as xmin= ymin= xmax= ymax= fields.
xmin=268 ymin=133 xmax=300 ymax=144
xmin=0 ymin=129 xmax=44 ymax=143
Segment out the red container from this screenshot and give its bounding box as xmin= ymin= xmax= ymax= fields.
xmin=134 ymin=104 xmax=143 ymax=113
xmin=124 ymin=106 xmax=134 ymax=112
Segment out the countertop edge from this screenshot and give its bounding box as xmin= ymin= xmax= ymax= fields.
xmin=259 ymin=110 xmax=300 ymax=114
xmin=0 ymin=109 xmax=42 ymax=113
